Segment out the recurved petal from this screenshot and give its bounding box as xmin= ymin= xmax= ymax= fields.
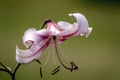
xmin=69 ymin=13 xmax=92 ymax=37
xmin=16 ymin=38 xmax=50 ymax=64
xmin=16 ymin=47 xmax=39 ymax=64
xmin=23 ymin=28 xmax=51 ymax=48
xmin=57 ymin=23 xmax=80 ymax=43
xmin=80 ymin=27 xmax=93 ymax=37
xmin=57 ymin=21 xmax=73 ymax=29
xmin=47 ymin=22 xmax=64 ymax=35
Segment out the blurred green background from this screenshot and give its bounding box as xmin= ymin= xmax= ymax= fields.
xmin=0 ymin=0 xmax=120 ymax=80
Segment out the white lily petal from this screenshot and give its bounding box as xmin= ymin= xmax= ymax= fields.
xmin=57 ymin=21 xmax=73 ymax=29
xmin=16 ymin=38 xmax=50 ymax=64
xmin=47 ymin=22 xmax=64 ymax=35
xmin=80 ymin=27 xmax=93 ymax=37
xmin=69 ymin=13 xmax=92 ymax=37
xmin=57 ymin=23 xmax=80 ymax=44
xmin=16 ymin=45 xmax=42 ymax=64
xmin=58 ymin=23 xmax=79 ymax=37
xmin=23 ymin=28 xmax=50 ymax=48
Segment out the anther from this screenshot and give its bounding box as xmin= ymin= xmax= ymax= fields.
xmin=36 ymin=60 xmax=41 ymax=64
xmin=41 ymin=19 xmax=52 ymax=29
xmin=53 ymin=35 xmax=56 ymax=40
xmin=51 ymin=66 xmax=61 ymax=75
xmin=70 ymin=62 xmax=78 ymax=72
xmin=40 ymin=67 xmax=42 ymax=78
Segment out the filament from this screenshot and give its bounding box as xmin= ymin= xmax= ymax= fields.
xmin=53 ymin=36 xmax=78 ymax=72
xmin=57 ymin=45 xmax=71 ymax=65
xmin=36 ymin=60 xmax=41 ymax=64
xmin=40 ymin=67 xmax=42 ymax=78
xmin=52 ymin=44 xmax=57 ymax=65
xmin=43 ymin=46 xmax=51 ymax=68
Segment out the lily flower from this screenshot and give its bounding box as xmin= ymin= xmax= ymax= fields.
xmin=16 ymin=13 xmax=92 ymax=72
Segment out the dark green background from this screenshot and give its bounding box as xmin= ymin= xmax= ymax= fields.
xmin=0 ymin=0 xmax=120 ymax=80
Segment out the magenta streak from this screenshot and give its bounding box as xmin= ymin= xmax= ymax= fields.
xmin=28 ymin=39 xmax=50 ymax=58
xmin=59 ymin=29 xmax=79 ymax=41
xmin=36 ymin=34 xmax=50 ymax=40
xmin=53 ymin=22 xmax=64 ymax=31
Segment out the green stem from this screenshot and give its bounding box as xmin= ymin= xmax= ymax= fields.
xmin=12 ymin=63 xmax=21 ymax=80
xmin=0 ymin=62 xmax=10 ymax=71
xmin=0 ymin=63 xmax=21 ymax=80
xmin=0 ymin=68 xmax=13 ymax=77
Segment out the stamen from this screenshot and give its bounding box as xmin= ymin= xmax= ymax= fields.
xmin=58 ymin=45 xmax=71 ymax=65
xmin=44 ymin=47 xmax=51 ymax=67
xmin=52 ymin=44 xmax=57 ymax=65
xmin=53 ymin=36 xmax=78 ymax=72
xmin=36 ymin=60 xmax=42 ymax=78
xmin=40 ymin=67 xmax=42 ymax=78
xmin=36 ymin=60 xmax=41 ymax=64
xmin=41 ymin=19 xmax=52 ymax=29
xmin=53 ymin=35 xmax=56 ymax=40
xmin=51 ymin=66 xmax=60 ymax=75
xmin=70 ymin=62 xmax=78 ymax=72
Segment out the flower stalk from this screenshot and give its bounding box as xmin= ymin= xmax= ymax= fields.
xmin=0 ymin=60 xmax=42 ymax=80
xmin=12 ymin=63 xmax=21 ymax=80
xmin=0 ymin=62 xmax=21 ymax=80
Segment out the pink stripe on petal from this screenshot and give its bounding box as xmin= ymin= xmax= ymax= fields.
xmin=17 ymin=38 xmax=50 ymax=58
xmin=30 ymin=38 xmax=50 ymax=58
xmin=56 ymin=24 xmax=80 ymax=44
xmin=16 ymin=38 xmax=50 ymax=63
xmin=58 ymin=24 xmax=80 ymax=38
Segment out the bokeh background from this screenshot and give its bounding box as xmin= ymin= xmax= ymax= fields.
xmin=0 ymin=0 xmax=120 ymax=80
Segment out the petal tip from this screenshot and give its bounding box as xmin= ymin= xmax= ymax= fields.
xmin=68 ymin=13 xmax=72 ymax=16
xmin=85 ymin=27 xmax=93 ymax=37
